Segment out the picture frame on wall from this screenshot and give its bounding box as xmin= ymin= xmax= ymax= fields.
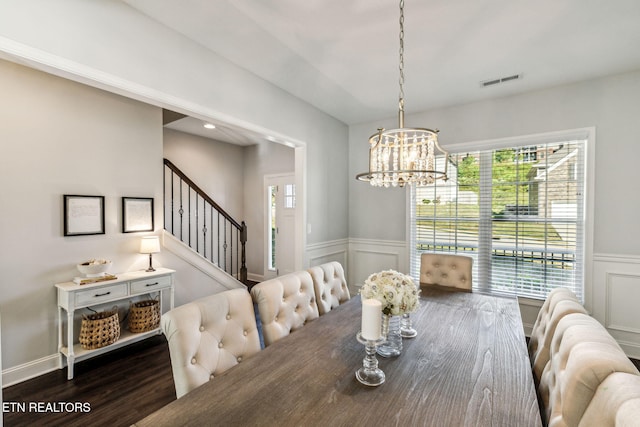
xmin=63 ymin=195 xmax=105 ymax=236
xmin=122 ymin=197 xmax=154 ymax=233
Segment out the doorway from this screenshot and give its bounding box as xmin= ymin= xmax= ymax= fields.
xmin=264 ymin=173 xmax=296 ymax=279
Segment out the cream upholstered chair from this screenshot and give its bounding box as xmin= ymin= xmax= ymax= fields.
xmin=528 ymin=287 xmax=587 ymax=384
xmin=579 ymin=372 xmax=640 ymax=427
xmin=538 ymin=313 xmax=639 ymax=427
xmin=420 ymin=253 xmax=473 ymax=291
xmin=161 ymin=288 xmax=261 ymax=398
xmin=308 ymin=261 xmax=350 ymax=315
xmin=250 ymin=270 xmax=319 ymax=347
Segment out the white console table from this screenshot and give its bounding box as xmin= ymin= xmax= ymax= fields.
xmin=55 ymin=268 xmax=175 ymax=380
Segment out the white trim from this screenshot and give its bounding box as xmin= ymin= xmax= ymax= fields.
xmin=444 ymin=127 xmax=593 ymax=153
xmin=307 ymin=238 xmax=349 ymax=251
xmin=263 ymin=173 xmax=297 ymax=278
xmin=348 ymin=238 xmax=407 ymax=248
xmin=2 ymin=354 xmax=59 ymax=389
xmin=247 ymin=273 xmax=265 ymax=283
xmin=591 ymin=254 xmax=640 ymax=359
xmin=306 ymin=239 xmax=348 ymax=271
xmin=162 ymin=230 xmax=245 ymax=291
xmin=593 ymin=253 xmax=640 ymax=264
xmin=295 ymin=145 xmax=307 ymax=271
xmin=605 ymin=272 xmax=640 ymax=335
xmin=0 ymin=37 xmax=308 ymax=150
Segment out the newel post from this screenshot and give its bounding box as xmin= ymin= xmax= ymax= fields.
xmin=240 ymin=221 xmax=247 ymax=284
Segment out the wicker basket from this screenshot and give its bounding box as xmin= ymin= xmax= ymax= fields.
xmin=79 ymin=307 xmax=120 ymax=350
xmin=128 ymin=299 xmax=160 ymax=333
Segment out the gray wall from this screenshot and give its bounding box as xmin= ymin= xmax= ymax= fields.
xmin=243 ymin=141 xmax=295 ymax=278
xmin=349 ymin=70 xmax=640 ymax=255
xmin=163 ymin=129 xmax=245 ymax=221
xmin=0 ymin=59 xmax=163 ymax=370
xmin=164 ymin=130 xmax=296 ymax=279
xmin=0 ymin=0 xmax=349 ymax=381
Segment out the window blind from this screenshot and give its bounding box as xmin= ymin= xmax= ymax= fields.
xmin=409 ymin=137 xmax=586 ymax=300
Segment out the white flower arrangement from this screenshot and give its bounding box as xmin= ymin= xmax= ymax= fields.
xmin=359 ymin=269 xmax=420 ymax=316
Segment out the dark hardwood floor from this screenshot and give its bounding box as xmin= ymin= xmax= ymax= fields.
xmin=3 ymin=335 xmax=175 ymax=427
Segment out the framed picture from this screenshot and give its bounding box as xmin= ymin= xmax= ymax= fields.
xmin=63 ymin=195 xmax=105 ymax=236
xmin=122 ymin=197 xmax=154 ymax=233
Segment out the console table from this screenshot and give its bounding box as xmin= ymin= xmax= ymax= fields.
xmin=55 ymin=268 xmax=175 ymax=380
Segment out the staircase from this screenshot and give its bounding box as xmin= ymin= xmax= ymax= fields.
xmin=163 ymin=158 xmax=247 ymax=284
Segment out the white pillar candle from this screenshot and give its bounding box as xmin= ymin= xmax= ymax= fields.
xmin=361 ymin=298 xmax=382 ymax=340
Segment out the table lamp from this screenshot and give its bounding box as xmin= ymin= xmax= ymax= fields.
xmin=140 ymin=236 xmax=160 ymax=272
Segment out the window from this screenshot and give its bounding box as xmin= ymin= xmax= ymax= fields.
xmin=409 ymin=132 xmax=589 ymax=300
xmin=268 ymin=185 xmax=277 ymax=271
xmin=284 ymin=184 xmax=296 ymax=209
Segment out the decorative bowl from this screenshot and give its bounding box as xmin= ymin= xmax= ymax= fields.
xmin=77 ymin=260 xmax=112 ymax=277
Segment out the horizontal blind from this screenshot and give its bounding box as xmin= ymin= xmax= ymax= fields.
xmin=410 ymin=138 xmax=586 ymax=300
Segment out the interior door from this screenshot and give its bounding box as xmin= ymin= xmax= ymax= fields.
xmin=265 ymin=174 xmax=296 ymax=279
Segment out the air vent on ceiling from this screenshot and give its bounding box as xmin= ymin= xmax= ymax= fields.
xmin=481 ymin=73 xmax=522 ymax=87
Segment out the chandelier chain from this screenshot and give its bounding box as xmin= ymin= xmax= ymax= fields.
xmin=355 ymin=0 xmax=449 ymax=187
xmin=398 ymin=0 xmax=405 ymax=113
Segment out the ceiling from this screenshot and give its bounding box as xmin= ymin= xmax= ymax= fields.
xmin=164 ymin=115 xmax=268 ymax=146
xmin=125 ymin=0 xmax=640 ymax=133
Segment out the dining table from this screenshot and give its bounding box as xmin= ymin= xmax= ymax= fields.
xmin=134 ymin=286 xmax=542 ymax=426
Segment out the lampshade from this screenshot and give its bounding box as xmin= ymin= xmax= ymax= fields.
xmin=140 ymin=236 xmax=160 ymax=254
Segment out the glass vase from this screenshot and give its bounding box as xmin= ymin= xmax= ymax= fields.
xmin=377 ymin=314 xmax=402 ymax=357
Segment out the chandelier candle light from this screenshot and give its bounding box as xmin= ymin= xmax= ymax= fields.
xmin=355 ymin=0 xmax=449 ymax=188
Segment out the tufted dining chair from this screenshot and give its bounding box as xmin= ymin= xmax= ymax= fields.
xmin=308 ymin=261 xmax=351 ymax=315
xmin=579 ymin=372 xmax=640 ymax=427
xmin=250 ymin=270 xmax=319 ymax=347
xmin=528 ymin=287 xmax=587 ymax=385
xmin=161 ymin=288 xmax=261 ymax=398
xmin=538 ymin=313 xmax=640 ymax=427
xmin=420 ymin=253 xmax=473 ymax=291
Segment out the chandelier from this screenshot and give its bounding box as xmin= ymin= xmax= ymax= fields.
xmin=356 ymin=0 xmax=449 ymax=188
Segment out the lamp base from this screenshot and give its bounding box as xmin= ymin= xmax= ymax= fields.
xmin=145 ymin=253 xmax=156 ymax=272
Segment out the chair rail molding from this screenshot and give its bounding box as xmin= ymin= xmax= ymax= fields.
xmin=592 ymin=252 xmax=640 ymax=359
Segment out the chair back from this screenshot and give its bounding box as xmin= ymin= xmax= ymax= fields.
xmin=579 ymin=372 xmax=640 ymax=427
xmin=161 ymin=288 xmax=261 ymax=398
xmin=308 ymin=261 xmax=350 ymax=315
xmin=250 ymin=270 xmax=319 ymax=346
xmin=528 ymin=288 xmax=587 ymax=384
xmin=539 ymin=313 xmax=639 ymax=427
xmin=420 ymin=253 xmax=473 ymax=291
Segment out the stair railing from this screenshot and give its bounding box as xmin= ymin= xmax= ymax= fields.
xmin=163 ymin=158 xmax=247 ymax=283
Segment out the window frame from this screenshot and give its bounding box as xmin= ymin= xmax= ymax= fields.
xmin=406 ymin=127 xmax=595 ymax=302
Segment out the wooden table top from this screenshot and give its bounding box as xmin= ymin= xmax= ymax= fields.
xmin=135 ymin=287 xmax=542 ymax=427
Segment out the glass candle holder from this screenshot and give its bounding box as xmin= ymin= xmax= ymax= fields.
xmin=400 ymin=313 xmax=417 ymax=338
xmin=355 ymin=332 xmax=385 ymax=386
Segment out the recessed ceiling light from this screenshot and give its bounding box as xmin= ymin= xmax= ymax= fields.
xmin=203 ymin=123 xmax=216 ymax=129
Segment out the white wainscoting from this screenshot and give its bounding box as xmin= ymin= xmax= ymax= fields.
xmin=592 ymin=253 xmax=640 ymax=359
xmin=306 ymin=239 xmax=348 ymax=268
xmin=347 ymin=238 xmax=408 ymax=296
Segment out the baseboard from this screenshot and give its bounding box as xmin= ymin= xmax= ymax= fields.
xmin=618 ymin=340 xmax=640 ymax=361
xmin=3 ymin=354 xmax=60 ymax=388
xmin=247 ymin=273 xmax=264 ymax=283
